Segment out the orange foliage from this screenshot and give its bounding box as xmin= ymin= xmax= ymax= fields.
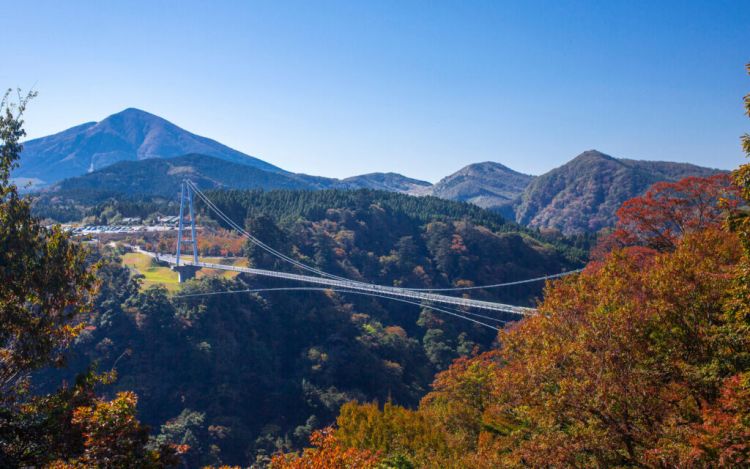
xmin=269 ymin=427 xmax=381 ymax=469
xmin=333 ymin=401 xmax=449 ymax=467
xmin=48 ymin=392 xmax=180 ymax=468
xmin=316 ymin=228 xmax=746 ymax=467
xmin=148 ymin=229 xmax=245 ymax=257
xmin=271 ymin=63 xmax=750 ymax=468
xmin=597 ymin=174 xmax=738 ymax=254
xmin=692 ymin=373 xmax=750 ymax=465
xmin=488 ymin=229 xmax=741 ymax=465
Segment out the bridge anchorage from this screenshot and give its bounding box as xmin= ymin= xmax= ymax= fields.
xmin=162 ymin=179 xmax=581 ymax=320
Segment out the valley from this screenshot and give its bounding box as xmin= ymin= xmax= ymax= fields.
xmin=2 ymin=4 xmax=745 ymax=463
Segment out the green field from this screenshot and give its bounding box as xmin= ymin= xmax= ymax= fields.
xmin=121 ymin=252 xmax=249 ymax=292
xmin=121 ymin=252 xmax=180 ymax=291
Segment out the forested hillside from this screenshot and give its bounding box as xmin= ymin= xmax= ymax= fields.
xmin=45 ymin=153 xmax=328 ymax=200
xmin=272 ymin=168 xmax=750 ymax=469
xmin=35 ymin=187 xmax=582 ymax=466
xmin=513 ymin=150 xmax=724 ymax=234
xmin=269 ymin=65 xmax=750 ymax=468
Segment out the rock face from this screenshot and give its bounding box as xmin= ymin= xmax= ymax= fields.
xmin=512 ymin=150 xmax=724 ymax=235
xmin=424 ymin=162 xmax=534 ymax=210
xmin=16 ymin=108 xmax=284 ymax=186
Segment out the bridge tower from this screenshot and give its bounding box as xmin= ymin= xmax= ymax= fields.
xmin=172 ymin=180 xmax=201 ymax=282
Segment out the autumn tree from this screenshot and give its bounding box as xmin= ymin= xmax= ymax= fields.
xmin=58 ymin=392 xmax=182 ymax=468
xmin=0 ymin=91 xmax=178 ymax=467
xmin=269 ymin=427 xmax=382 ymax=469
xmin=598 ymin=173 xmax=738 ymax=254
xmin=685 ymin=60 xmax=750 ymax=466
xmin=0 ymin=89 xmax=96 ymax=405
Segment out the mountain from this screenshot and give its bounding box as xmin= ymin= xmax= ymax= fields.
xmin=513 ymin=150 xmax=725 ymax=234
xmin=424 ymin=161 xmax=534 ymax=210
xmin=337 ymin=172 xmax=432 ymax=193
xmin=44 ymin=153 xmax=329 ymax=201
xmin=15 ymin=108 xmax=284 ymax=186
xmin=414 ymin=152 xmax=724 ymax=235
xmin=37 ymin=154 xmax=435 ymax=215
xmin=22 ymin=108 xmax=726 ymax=235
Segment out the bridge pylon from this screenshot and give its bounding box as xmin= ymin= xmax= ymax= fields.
xmin=172 ymin=180 xmax=201 ymax=282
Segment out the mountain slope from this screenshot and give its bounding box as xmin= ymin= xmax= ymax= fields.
xmin=513 ymin=150 xmax=724 ymax=234
xmin=40 ymin=154 xmax=435 ymax=204
xmin=337 ymin=172 xmax=432 ymax=193
xmin=16 ymin=108 xmax=284 ymax=186
xmin=46 ymin=153 xmax=327 ymax=200
xmin=425 ymin=162 xmax=534 ymax=210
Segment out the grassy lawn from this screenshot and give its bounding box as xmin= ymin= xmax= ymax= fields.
xmin=122 ymin=252 xmax=180 ymax=291
xmin=121 ymin=252 xmax=250 ymax=292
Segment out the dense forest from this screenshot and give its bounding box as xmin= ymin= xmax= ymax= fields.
xmin=31 ymin=179 xmax=595 ymax=262
xmin=35 ymin=185 xmax=582 ymax=466
xmin=3 ymin=65 xmax=750 ymax=468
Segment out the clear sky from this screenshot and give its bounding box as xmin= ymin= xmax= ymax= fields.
xmin=3 ymin=0 xmax=749 ymax=181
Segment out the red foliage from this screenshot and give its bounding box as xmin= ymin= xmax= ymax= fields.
xmin=598 ymin=174 xmax=739 ymax=255
xmin=692 ymin=373 xmax=750 ymax=466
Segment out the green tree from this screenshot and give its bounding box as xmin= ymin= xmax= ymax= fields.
xmin=0 ymin=91 xmax=177 ymax=467
xmin=0 ymin=90 xmax=95 ymax=400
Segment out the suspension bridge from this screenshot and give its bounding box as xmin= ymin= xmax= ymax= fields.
xmin=146 ymin=181 xmax=582 ymax=327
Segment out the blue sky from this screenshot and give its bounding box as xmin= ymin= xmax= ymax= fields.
xmin=3 ymin=0 xmax=749 ymax=181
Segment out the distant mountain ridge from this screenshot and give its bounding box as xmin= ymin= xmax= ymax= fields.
xmin=15 ymin=108 xmax=284 ymax=186
xmin=23 ymin=109 xmax=727 ymax=234
xmin=340 ymin=172 xmax=432 ymax=192
xmin=43 ymin=153 xmax=433 ymax=201
xmin=39 ymin=149 xmax=724 ymax=235
xmin=45 ymin=154 xmax=331 ymax=201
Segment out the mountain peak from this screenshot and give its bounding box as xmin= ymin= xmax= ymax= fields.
xmin=97 ymin=108 xmax=173 ymax=130
xmin=118 ymin=107 xmax=150 ymax=114
xmin=340 ymin=172 xmax=432 ymax=193
xmin=427 ymin=160 xmax=534 ymax=209
xmin=15 ymin=109 xmax=285 ymax=185
xmin=455 ymin=161 xmax=531 ymax=177
xmin=514 ymin=150 xmax=724 ymax=234
xmin=98 ymin=107 xmax=163 ymax=123
xmin=571 ymin=149 xmax=617 ymax=163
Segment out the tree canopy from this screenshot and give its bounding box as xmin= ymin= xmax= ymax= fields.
xmin=0 ymin=91 xmax=179 ymax=467
xmin=272 ymin=63 xmax=750 ymax=468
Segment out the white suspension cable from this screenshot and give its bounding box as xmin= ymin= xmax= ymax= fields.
xmin=173 ymin=286 xmax=506 ymax=330
xmin=188 ymin=180 xmax=581 ymax=292
xmin=406 ymin=269 xmax=584 ymax=291
xmin=176 ymin=286 xmax=510 ymax=325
